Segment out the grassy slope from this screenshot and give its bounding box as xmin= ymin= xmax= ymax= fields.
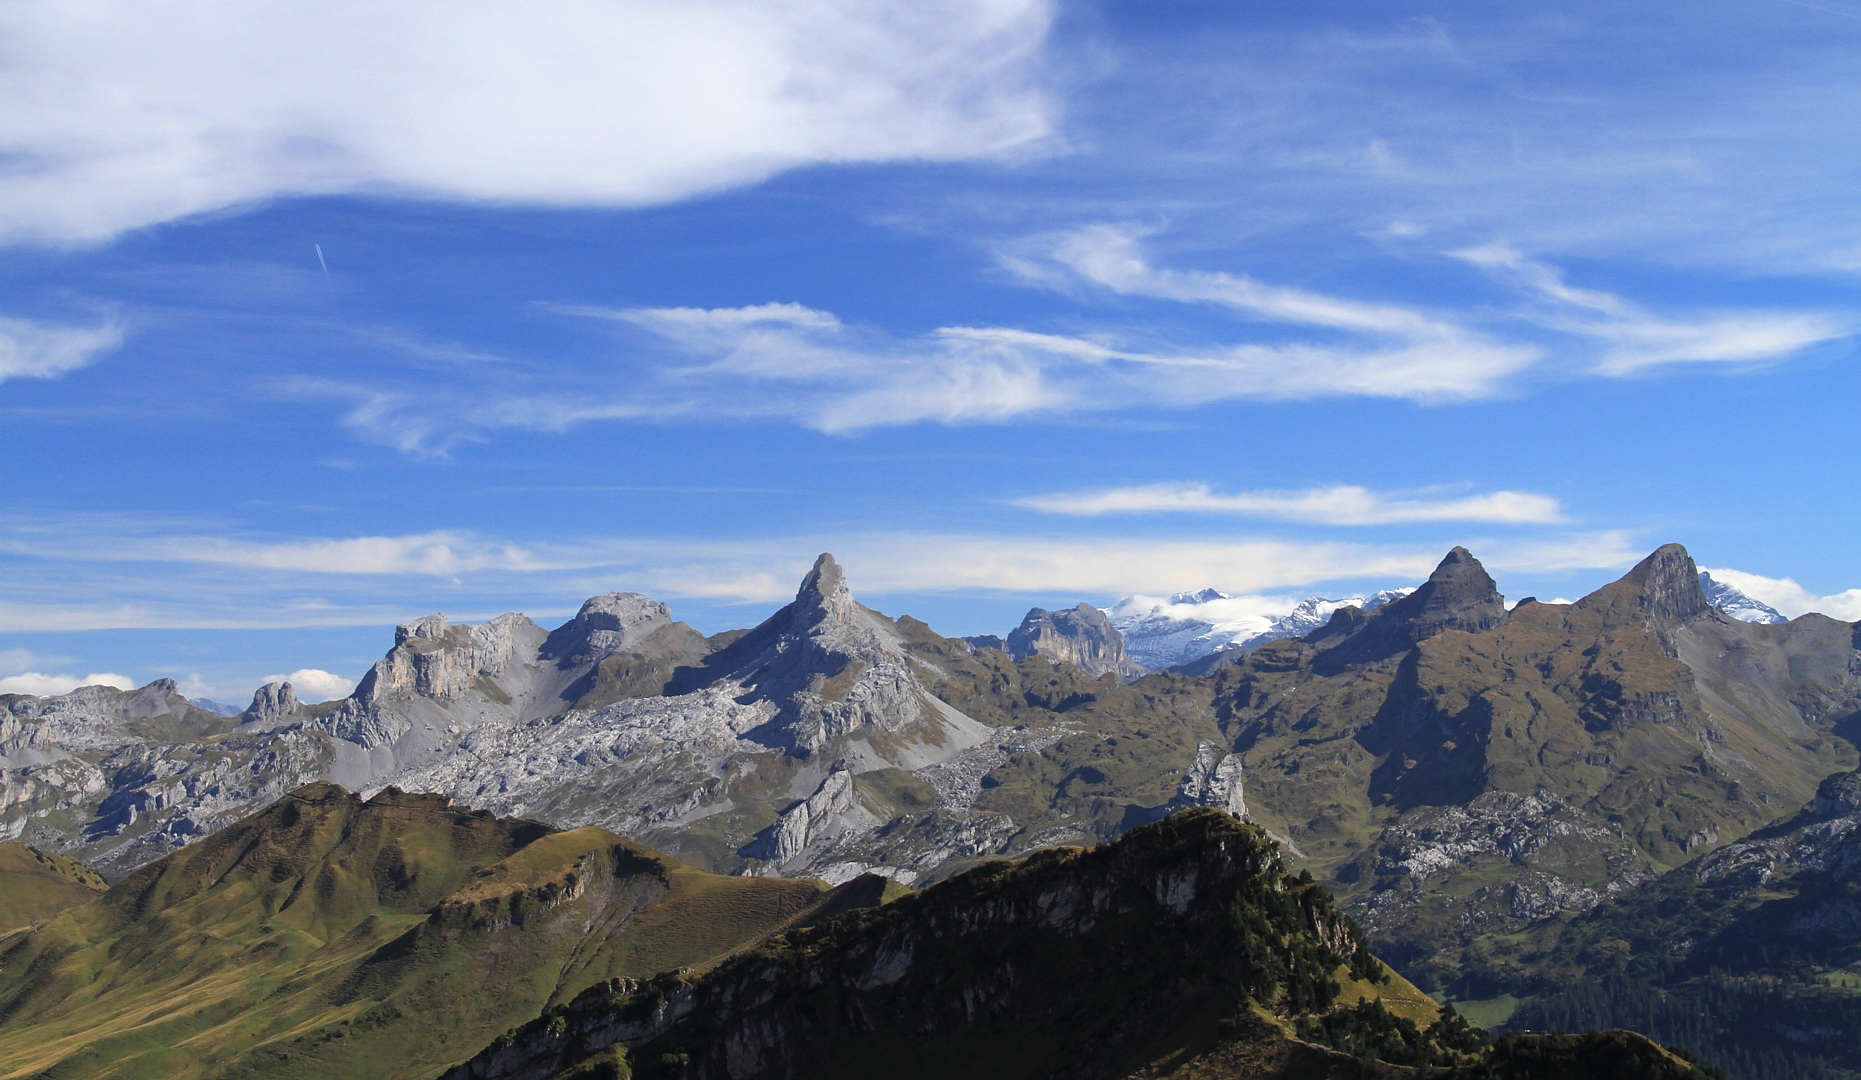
xmin=0 ymin=843 xmax=106 ymax=931
xmin=0 ymin=784 xmax=845 ymax=1080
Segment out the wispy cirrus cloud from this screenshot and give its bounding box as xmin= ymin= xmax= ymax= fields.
xmin=285 ymin=224 xmax=1851 ymax=455
xmin=0 ymin=315 xmax=123 ymax=383
xmin=1452 ymin=243 xmax=1852 ymax=373
xmin=1012 ymin=483 xmax=1565 ymax=525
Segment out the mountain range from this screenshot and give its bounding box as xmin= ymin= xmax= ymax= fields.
xmin=2 ymin=541 xmax=1855 ymax=1078
xmin=1105 ymin=570 xmax=1787 ymax=671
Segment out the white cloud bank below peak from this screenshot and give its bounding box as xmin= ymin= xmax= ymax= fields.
xmin=261 ymin=668 xmax=356 ymax=703
xmin=0 ymin=671 xmax=135 ymax=696
xmin=1012 ymin=483 xmax=1565 ymax=525
xmin=0 ymin=0 xmax=1054 ymax=245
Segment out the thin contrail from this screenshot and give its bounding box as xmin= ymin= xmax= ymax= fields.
xmin=314 ymin=244 xmax=330 ymax=281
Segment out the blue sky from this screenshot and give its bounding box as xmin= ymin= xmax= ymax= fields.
xmin=2 ymin=0 xmax=1858 ymax=703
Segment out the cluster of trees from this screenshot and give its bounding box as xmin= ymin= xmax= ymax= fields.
xmin=1512 ymin=972 xmax=1861 ymax=1080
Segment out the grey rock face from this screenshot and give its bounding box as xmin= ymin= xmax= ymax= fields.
xmin=754 ymin=763 xmax=877 ymax=869
xmin=3 ymin=554 xmax=998 ymax=885
xmin=1005 ymin=602 xmax=1146 ymax=680
xmin=1692 ymin=769 xmax=1861 ymax=890
xmin=546 ymin=593 xmax=674 ymax=660
xmin=243 ymin=681 xmax=300 ymax=727
xmin=1173 ymin=741 xmax=1246 ymax=819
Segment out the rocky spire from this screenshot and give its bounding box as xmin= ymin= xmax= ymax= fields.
xmin=1625 ymin=544 xmax=1709 ymax=624
xmin=792 ymin=553 xmax=856 ymax=630
xmin=1379 ymin=546 xmax=1509 ymax=640
xmin=1316 ymin=547 xmax=1507 ymax=667
xmin=1573 ymin=543 xmax=1710 ymax=630
xmin=244 ymin=681 xmax=300 ymax=726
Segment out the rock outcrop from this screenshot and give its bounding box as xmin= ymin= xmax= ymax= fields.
xmin=1006 ymin=602 xmax=1146 ymax=680
xmin=1174 ymin=740 xmax=1247 ymax=819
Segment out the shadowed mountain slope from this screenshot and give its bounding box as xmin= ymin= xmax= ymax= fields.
xmin=1477 ymin=765 xmax=1861 ymax=1080
xmin=0 ymin=784 xmax=877 ymax=1080
xmin=1194 ymin=544 xmax=1860 ymax=990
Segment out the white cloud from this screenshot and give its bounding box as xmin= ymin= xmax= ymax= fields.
xmin=1699 ymin=567 xmax=1861 ymax=621
xmin=146 ymin=532 xmax=543 ymax=575
xmin=1454 ymin=243 xmax=1852 ymax=373
xmin=0 ymin=0 xmax=1054 ymax=245
xmin=0 ymin=511 xmax=1645 ymax=626
xmin=1012 ymin=482 xmax=1564 ymax=525
xmin=261 ymin=668 xmax=356 ymax=703
xmin=550 ymin=293 xmax=1532 ymax=439
xmin=290 ymin=228 xmax=1849 ymax=453
xmin=0 ymin=316 xmax=122 ymax=382
xmin=0 ymin=671 xmax=135 ymax=696
xmin=650 ymin=530 xmax=1642 ymax=601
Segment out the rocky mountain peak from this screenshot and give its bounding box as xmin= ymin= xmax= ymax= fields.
xmin=1006 ymin=602 xmax=1147 ymax=680
xmin=1318 ymin=547 xmax=1505 ymax=666
xmin=1577 ymin=543 xmax=1709 ymax=629
xmin=1383 ymin=546 xmax=1507 ymax=636
xmin=793 ymin=552 xmax=855 ymax=625
xmin=244 ymin=681 xmax=300 ymax=726
xmin=544 ymin=592 xmax=673 ymax=661
xmin=1627 ymin=543 xmax=1709 ymax=623
xmin=395 ymin=613 xmax=451 ymax=648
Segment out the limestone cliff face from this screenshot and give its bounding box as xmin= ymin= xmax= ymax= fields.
xmin=356 ymin=611 xmax=541 ymax=705
xmin=1006 ymin=602 xmax=1147 ymax=680
xmin=1174 ymin=740 xmax=1247 ymax=819
xmin=242 ymin=681 xmax=300 ymax=727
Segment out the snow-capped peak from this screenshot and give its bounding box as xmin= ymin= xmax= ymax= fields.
xmin=1699 ymin=571 xmax=1787 ymax=625
xmin=1106 ymin=585 xmax=1414 ymax=669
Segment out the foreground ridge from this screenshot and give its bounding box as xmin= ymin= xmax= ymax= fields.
xmin=447 ymin=809 xmax=1717 ymax=1080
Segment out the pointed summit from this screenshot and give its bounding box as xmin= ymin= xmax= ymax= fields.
xmin=1626 ymin=543 xmax=1709 ymax=623
xmin=792 ymin=552 xmax=858 ymax=632
xmin=1384 ymin=546 xmax=1509 ymax=640
xmin=798 ymin=552 xmax=848 ymax=602
xmin=1575 ymin=543 xmax=1709 ymax=627
xmin=1316 ymin=547 xmax=1506 ymax=666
